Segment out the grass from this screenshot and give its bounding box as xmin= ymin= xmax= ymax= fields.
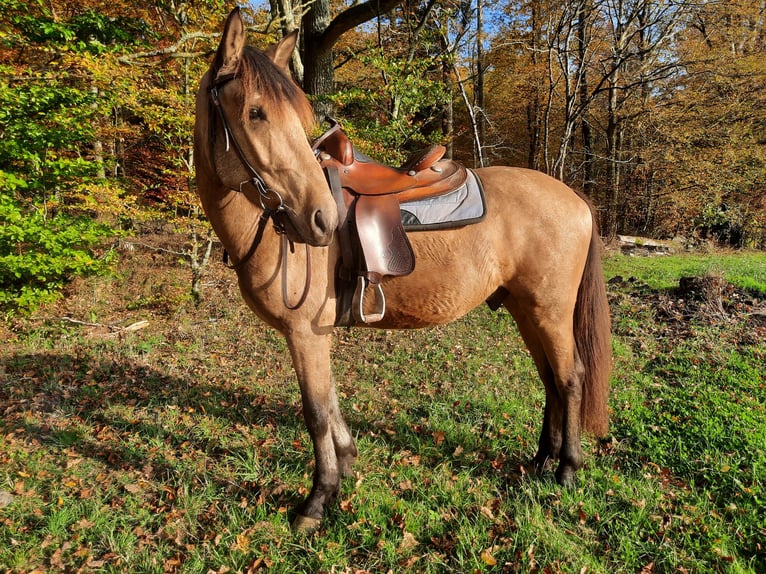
xmin=603 ymin=250 xmax=766 ymax=294
xmin=1 ymin=244 xmax=765 ymax=572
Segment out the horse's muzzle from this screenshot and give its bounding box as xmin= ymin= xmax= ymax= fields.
xmin=307 ymin=208 xmax=337 ymax=246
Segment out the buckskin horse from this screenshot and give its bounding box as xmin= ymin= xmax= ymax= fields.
xmin=194 ymin=8 xmax=611 ymax=531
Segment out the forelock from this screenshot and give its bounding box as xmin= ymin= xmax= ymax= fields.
xmin=235 ymin=46 xmax=315 ymax=130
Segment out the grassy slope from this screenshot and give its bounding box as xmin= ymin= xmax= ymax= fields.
xmin=0 ymin=246 xmax=764 ymax=573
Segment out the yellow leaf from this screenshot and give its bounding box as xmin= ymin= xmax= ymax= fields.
xmin=481 ymin=548 xmax=497 ymax=566
xmin=234 ymin=533 xmax=250 ymax=552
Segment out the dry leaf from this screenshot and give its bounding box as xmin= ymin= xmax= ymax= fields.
xmin=233 ymin=533 xmax=250 ymax=552
xmin=481 ymin=548 xmax=497 ymax=566
xmin=400 ymin=531 xmax=418 ymax=551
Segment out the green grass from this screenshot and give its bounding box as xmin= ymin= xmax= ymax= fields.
xmin=604 ymin=251 xmax=766 ymax=294
xmin=1 ymin=250 xmax=765 ymax=572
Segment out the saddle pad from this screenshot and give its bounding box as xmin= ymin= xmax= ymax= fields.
xmin=400 ymin=169 xmax=486 ymax=231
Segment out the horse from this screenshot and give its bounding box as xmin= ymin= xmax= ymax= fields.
xmin=194 ymin=8 xmax=611 ymax=532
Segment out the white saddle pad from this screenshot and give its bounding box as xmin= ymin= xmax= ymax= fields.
xmin=400 ymin=169 xmax=486 ymax=231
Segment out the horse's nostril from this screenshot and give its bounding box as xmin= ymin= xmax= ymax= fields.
xmin=313 ymin=209 xmax=332 ymax=235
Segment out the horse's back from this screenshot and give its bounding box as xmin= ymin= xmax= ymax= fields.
xmin=370 ymin=165 xmax=594 ymax=329
xmin=476 ymin=166 xmax=593 ymax=232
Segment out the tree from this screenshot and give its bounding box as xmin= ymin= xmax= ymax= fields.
xmin=641 ymin=0 xmax=766 ymax=245
xmin=0 ymin=1 xmax=149 ymax=311
xmin=300 ymin=0 xmax=405 ymax=117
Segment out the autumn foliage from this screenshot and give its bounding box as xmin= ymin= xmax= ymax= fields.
xmin=1 ymin=0 xmax=764 ymax=311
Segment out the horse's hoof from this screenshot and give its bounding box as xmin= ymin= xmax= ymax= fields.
xmin=554 ymin=466 xmax=577 ymax=487
xmin=292 ymin=514 xmax=322 ymax=534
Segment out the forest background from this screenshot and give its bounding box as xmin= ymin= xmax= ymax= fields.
xmin=0 ymin=0 xmax=764 ymax=313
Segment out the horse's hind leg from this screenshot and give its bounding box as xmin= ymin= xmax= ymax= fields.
xmin=507 ymin=308 xmax=584 ymax=485
xmin=286 ymin=332 xmax=357 ymax=531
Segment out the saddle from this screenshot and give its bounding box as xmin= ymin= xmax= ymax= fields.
xmin=313 ymin=122 xmax=468 ymax=325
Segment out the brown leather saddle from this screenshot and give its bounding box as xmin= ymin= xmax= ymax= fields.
xmin=313 ymin=121 xmax=469 ymax=325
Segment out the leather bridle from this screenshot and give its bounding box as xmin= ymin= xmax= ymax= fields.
xmin=209 ymin=72 xmax=286 ymax=216
xmin=208 ymin=72 xmax=311 ymax=310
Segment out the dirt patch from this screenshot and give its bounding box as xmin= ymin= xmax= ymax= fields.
xmin=608 ymin=272 xmax=766 ymax=346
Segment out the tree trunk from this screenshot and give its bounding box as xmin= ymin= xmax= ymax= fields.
xmin=577 ymin=0 xmax=595 ymax=198
xmin=302 ymin=0 xmax=334 ymax=119
xmin=442 ymin=56 xmax=454 ymax=159
xmin=605 ymin=83 xmax=620 ymax=238
xmin=526 ymin=2 xmax=541 ymax=170
xmin=475 ymin=0 xmax=486 ymax=166
xmin=91 ymin=86 xmax=106 ymax=179
xmin=299 ymin=0 xmax=405 ymax=119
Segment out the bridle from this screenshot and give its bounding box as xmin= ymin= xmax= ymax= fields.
xmin=208 ymin=72 xmax=311 ymax=310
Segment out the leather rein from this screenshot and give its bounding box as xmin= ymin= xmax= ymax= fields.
xmin=208 ymin=73 xmax=310 ymax=310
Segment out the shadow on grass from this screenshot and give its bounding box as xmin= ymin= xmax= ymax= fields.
xmin=2 ymin=346 xmax=567 ymax=524
xmin=1 ymin=350 xmax=312 ymax=508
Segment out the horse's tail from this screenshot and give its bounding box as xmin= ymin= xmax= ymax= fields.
xmin=574 ymin=205 xmax=612 ymax=436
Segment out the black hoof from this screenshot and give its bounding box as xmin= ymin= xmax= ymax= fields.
xmin=292 ymin=514 xmax=322 ymax=533
xmin=554 ymin=465 xmax=577 ymax=487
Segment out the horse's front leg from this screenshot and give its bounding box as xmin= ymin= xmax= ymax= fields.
xmin=286 ymin=332 xmax=357 ymax=532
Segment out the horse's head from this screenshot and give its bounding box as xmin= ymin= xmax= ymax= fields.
xmin=196 ymin=8 xmax=337 ymax=246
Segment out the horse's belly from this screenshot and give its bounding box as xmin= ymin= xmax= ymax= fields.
xmin=367 ymin=262 xmax=496 ymax=329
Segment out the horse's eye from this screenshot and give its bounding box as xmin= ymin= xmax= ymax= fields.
xmin=249 ymin=107 xmax=264 ymax=122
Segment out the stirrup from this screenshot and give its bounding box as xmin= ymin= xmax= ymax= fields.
xmin=351 ymin=276 xmax=386 ymax=323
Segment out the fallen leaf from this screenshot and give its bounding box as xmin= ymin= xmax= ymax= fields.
xmin=527 ymin=543 xmax=537 ymax=570
xmin=480 ymin=504 xmax=495 ymax=521
xmin=233 ymin=533 xmax=250 ymax=552
xmin=481 ymin=548 xmax=497 ymax=566
xmin=0 ymin=491 xmax=13 ymax=508
xmin=400 ymin=531 xmax=418 ymax=551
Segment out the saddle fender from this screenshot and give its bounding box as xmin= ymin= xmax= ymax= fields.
xmin=315 ymin=124 xmax=470 ymax=325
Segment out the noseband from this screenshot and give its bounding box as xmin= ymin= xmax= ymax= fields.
xmin=208 ymin=72 xmax=310 ymax=310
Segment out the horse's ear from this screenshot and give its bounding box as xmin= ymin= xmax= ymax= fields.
xmin=215 ymin=7 xmax=246 ymax=75
xmin=264 ymin=30 xmax=299 ymax=73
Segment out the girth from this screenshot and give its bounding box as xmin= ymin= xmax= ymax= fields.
xmin=313 ymin=122 xmax=470 ymax=325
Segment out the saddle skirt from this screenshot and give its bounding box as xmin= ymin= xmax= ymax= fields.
xmin=313 ymin=122 xmax=485 ymax=325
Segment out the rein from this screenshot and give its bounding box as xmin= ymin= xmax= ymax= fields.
xmin=209 ymin=73 xmax=311 ymax=310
